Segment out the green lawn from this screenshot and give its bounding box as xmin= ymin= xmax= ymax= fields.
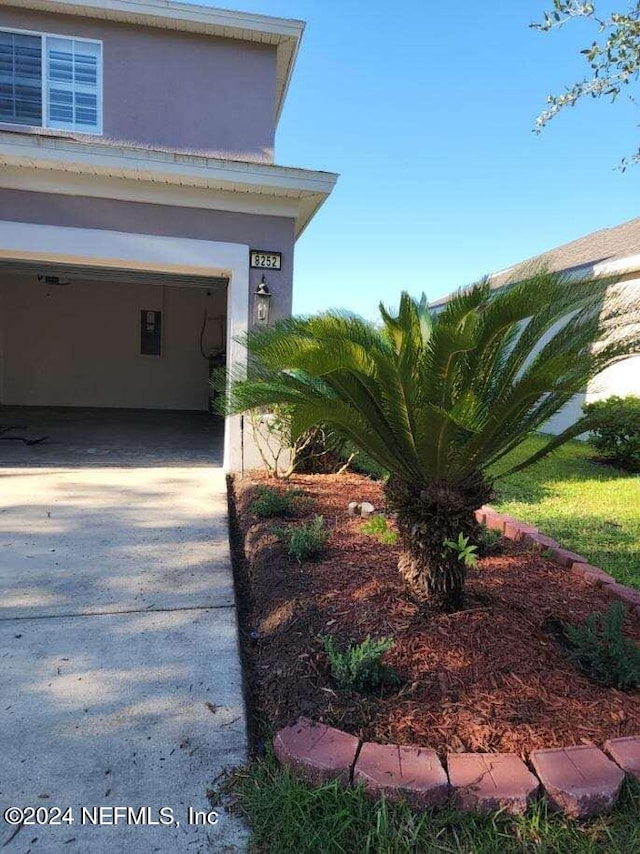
xmin=227 ymin=754 xmax=640 ymax=854
xmin=492 ymin=436 xmax=640 ymax=589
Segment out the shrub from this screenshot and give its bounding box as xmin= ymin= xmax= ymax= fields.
xmin=564 ymin=602 xmax=640 ymax=691
xmin=250 ymin=485 xmax=306 ymax=518
xmin=226 ymin=280 xmax=639 ymax=614
xmin=322 ymin=634 xmax=394 ymax=693
xmin=294 ymin=426 xmax=353 ymax=475
xmin=274 ymin=516 xmax=328 ymax=563
xmin=474 ymin=525 xmax=503 ymax=557
xmin=360 ymin=515 xmax=398 ymax=545
xmin=583 ymin=395 xmax=640 ymax=472
xmin=247 ymin=405 xmax=354 ymax=478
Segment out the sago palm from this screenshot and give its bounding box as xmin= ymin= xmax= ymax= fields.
xmin=226 ymin=272 xmax=640 ymax=611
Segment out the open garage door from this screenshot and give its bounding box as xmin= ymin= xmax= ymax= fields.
xmin=0 ymin=221 xmax=250 ymax=471
xmin=0 ymin=260 xmax=228 ymax=411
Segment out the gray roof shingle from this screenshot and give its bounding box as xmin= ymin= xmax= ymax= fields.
xmin=491 ymin=216 xmax=640 ymax=288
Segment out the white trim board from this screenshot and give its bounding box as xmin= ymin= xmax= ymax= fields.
xmin=0 ymin=219 xmax=248 ymax=471
xmin=2 ymin=0 xmax=305 ymax=125
xmin=0 ymin=166 xmax=302 ymax=220
xmin=0 ymin=131 xmax=337 ymax=192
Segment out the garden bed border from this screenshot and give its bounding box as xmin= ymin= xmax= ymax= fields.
xmin=272 ymin=505 xmax=640 ymax=819
xmin=477 ymin=505 xmax=640 ymax=615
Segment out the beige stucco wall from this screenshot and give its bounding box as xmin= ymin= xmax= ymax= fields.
xmin=0 ymin=189 xmax=296 ymax=327
xmin=0 ymin=7 xmax=278 ymax=161
xmin=0 ymin=274 xmax=226 ymax=410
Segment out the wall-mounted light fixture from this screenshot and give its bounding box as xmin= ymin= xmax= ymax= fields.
xmin=254 ymin=275 xmax=272 ymax=327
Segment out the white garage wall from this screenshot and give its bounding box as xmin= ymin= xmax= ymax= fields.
xmin=545 ymin=356 xmax=640 ymax=435
xmin=542 ymin=278 xmax=640 ymax=435
xmin=0 ymin=274 xmax=226 ymax=410
xmin=587 ymin=354 xmax=640 ymax=401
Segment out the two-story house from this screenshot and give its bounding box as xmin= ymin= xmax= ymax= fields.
xmin=0 ymin=0 xmax=337 ymax=469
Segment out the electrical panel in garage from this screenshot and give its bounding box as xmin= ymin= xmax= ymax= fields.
xmin=140 ymin=310 xmax=162 ymax=356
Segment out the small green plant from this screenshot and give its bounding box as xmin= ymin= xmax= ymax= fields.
xmin=443 ymin=533 xmax=478 ymax=568
xmin=474 ymin=525 xmax=503 ymax=557
xmin=564 ymin=602 xmax=640 ymax=691
xmin=360 ymin=515 xmax=398 ymax=545
xmin=583 ymin=395 xmax=640 ymax=472
xmin=250 ymin=484 xmax=306 ymax=518
xmin=274 ymin=515 xmax=328 ymax=563
xmin=322 ymin=634 xmax=395 ymax=693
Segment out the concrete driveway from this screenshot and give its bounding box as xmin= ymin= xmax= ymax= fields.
xmin=0 ymin=409 xmax=247 ymax=853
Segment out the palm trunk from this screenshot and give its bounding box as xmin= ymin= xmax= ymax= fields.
xmin=397 ymin=548 xmax=467 ymax=611
xmin=385 ymin=473 xmax=493 ymax=613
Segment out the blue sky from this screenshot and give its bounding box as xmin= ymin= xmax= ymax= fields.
xmin=217 ymin=1 xmax=640 ymax=317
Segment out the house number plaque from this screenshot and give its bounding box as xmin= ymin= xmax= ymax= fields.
xmin=250 ymin=250 xmax=282 ymax=270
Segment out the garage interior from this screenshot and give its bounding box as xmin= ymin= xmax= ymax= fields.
xmin=0 ymin=261 xmax=228 ymax=463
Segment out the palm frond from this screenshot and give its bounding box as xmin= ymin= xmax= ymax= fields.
xmin=226 ymin=271 xmax=639 ymax=487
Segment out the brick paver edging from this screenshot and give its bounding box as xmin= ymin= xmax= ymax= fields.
xmin=274 ymin=719 xmax=639 ymax=819
xmin=273 ymin=509 xmax=640 ymax=819
xmin=477 ymin=505 xmax=640 ymax=617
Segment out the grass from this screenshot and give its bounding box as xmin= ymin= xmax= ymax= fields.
xmin=227 ymin=753 xmax=640 ymax=854
xmin=492 ymin=436 xmax=640 ymax=589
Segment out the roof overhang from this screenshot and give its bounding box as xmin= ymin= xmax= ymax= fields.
xmin=1 ymin=0 xmax=305 ymax=125
xmin=0 ymin=130 xmax=338 ymax=237
xmin=431 ymin=253 xmax=640 ymax=309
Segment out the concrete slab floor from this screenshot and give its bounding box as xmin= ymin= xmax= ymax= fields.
xmin=0 ymin=409 xmax=248 ymax=853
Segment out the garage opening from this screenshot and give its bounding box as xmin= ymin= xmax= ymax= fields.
xmin=0 ymin=260 xmax=230 ymax=465
xmin=0 ymin=222 xmax=250 ymax=471
xmin=0 ymin=260 xmax=229 ymax=412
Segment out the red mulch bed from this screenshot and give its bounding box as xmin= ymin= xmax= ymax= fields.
xmin=230 ymin=472 xmax=640 ymax=759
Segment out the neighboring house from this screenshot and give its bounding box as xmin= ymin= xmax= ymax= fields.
xmin=0 ymin=0 xmax=337 ymax=470
xmin=433 ymin=217 xmax=640 ymax=434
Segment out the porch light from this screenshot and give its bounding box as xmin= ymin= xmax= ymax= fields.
xmin=254 ymin=276 xmax=272 ymax=326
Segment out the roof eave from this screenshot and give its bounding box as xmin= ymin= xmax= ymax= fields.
xmin=0 ymin=131 xmax=338 ymax=238
xmin=431 ymin=252 xmax=640 ymax=308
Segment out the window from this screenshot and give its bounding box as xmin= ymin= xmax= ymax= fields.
xmin=0 ymin=32 xmax=41 ymax=126
xmin=0 ymin=29 xmax=102 ymax=133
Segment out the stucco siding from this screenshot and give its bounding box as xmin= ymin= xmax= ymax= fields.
xmin=587 ymin=354 xmax=640 ymax=401
xmin=0 ymin=188 xmax=296 ymax=323
xmin=0 ymin=7 xmax=277 ymax=160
